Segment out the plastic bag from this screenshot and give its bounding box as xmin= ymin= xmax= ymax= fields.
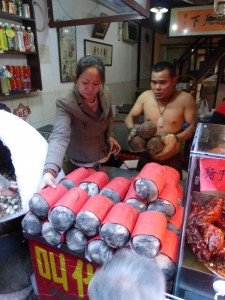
xmin=198 ymin=99 xmax=210 ymax=122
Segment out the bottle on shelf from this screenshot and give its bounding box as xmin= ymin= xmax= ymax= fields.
xmin=1 ymin=0 xmax=9 ymax=13
xmin=0 ymin=22 xmax=8 ymax=51
xmin=15 ymin=0 xmax=22 ymax=17
xmin=22 ymin=3 xmax=30 ymax=18
xmin=27 ymin=26 xmax=35 ymax=52
xmin=21 ymin=25 xmax=29 ymax=52
xmin=8 ymin=0 xmax=16 ymax=14
xmin=5 ymin=23 xmax=16 ymax=51
xmin=0 ymin=66 xmax=12 ymax=94
xmin=15 ymin=25 xmax=25 ymax=52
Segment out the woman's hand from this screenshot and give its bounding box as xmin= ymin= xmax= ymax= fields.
xmin=108 ymin=136 xmax=121 ymax=156
xmin=39 ymin=172 xmax=56 ymax=190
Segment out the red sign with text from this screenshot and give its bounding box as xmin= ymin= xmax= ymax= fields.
xmin=28 ymin=239 xmax=98 ymax=300
xmin=200 ymin=158 xmax=225 ymax=192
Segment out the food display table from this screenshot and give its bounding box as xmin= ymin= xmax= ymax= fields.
xmin=174 ymin=123 xmax=225 ymax=300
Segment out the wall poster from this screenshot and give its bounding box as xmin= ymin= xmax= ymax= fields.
xmin=58 ymin=26 xmax=77 ymax=82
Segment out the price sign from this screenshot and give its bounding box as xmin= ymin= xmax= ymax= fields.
xmin=28 ymin=239 xmax=98 ymax=299
xmin=200 ymin=158 xmax=225 ymax=192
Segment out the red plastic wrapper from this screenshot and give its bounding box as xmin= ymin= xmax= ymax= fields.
xmin=48 ymin=187 xmax=89 ymax=232
xmin=79 ymin=194 xmax=114 ymax=222
xmin=59 ymin=167 xmax=95 ymax=189
xmin=50 ymin=187 xmax=89 ymax=215
xmin=176 ymin=183 xmax=184 ymax=205
xmin=131 ymin=211 xmax=167 ymax=242
xmin=79 ymin=171 xmax=110 ymax=196
xmin=134 ymin=162 xmax=166 ymax=202
xmin=158 ymin=183 xmax=178 ymax=211
xmin=100 ymin=176 xmax=131 ymax=203
xmin=160 ymin=229 xmax=180 ymax=264
xmin=163 ymin=165 xmax=180 ymax=186
xmin=123 ymin=183 xmax=147 ymax=213
xmin=168 ymin=205 xmax=184 ymax=233
xmin=29 ymin=183 xmax=68 ymax=218
xmin=100 ymin=203 xmax=139 ymax=248
xmin=131 ymin=211 xmax=167 ymax=258
xmin=101 ymin=202 xmax=139 ymax=233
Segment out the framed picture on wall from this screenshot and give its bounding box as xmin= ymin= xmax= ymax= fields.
xmin=57 ymin=26 xmax=77 ymax=82
xmin=84 ymin=39 xmax=113 ymax=66
xmin=92 ymin=22 xmax=110 ymax=39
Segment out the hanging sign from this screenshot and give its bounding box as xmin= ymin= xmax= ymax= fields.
xmin=169 ymin=5 xmax=225 ymax=37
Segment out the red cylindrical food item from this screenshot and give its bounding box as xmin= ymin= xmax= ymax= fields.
xmin=167 ymin=205 xmax=184 ymax=234
xmin=59 ymin=167 xmax=95 ymax=189
xmin=50 ymin=187 xmax=89 ymax=216
xmin=29 ymin=183 xmax=68 ymax=218
xmin=100 ymin=176 xmax=131 ymax=203
xmin=124 ymin=183 xmax=147 ymax=213
xmin=101 ymin=202 xmax=139 ymax=233
xmin=163 ymin=165 xmax=180 ymax=186
xmin=79 ymin=194 xmax=114 ymax=223
xmin=100 ymin=202 xmax=139 ymax=248
xmin=157 ymin=183 xmax=178 ymax=211
xmin=131 ymin=211 xmax=167 ymax=241
xmin=48 ymin=187 xmax=89 ymax=232
xmin=134 ymin=162 xmax=166 ymax=202
xmin=131 ymin=211 xmax=167 ymax=258
xmin=81 ymin=171 xmax=109 ymax=189
xmin=160 ymin=229 xmax=180 ymax=264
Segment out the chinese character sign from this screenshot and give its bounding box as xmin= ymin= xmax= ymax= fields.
xmin=28 ymin=239 xmax=99 ymax=300
xmin=200 ymin=158 xmax=225 ymax=192
xmin=169 ymin=5 xmax=225 ymax=36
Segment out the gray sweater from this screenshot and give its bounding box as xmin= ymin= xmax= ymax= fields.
xmin=45 ymin=84 xmax=115 ymax=174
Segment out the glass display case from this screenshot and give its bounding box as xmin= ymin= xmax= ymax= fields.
xmin=173 ymin=122 xmax=225 ymax=300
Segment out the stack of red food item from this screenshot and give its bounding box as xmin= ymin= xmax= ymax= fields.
xmin=22 ymin=162 xmax=184 ymax=281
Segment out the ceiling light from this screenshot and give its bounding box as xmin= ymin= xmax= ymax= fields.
xmin=150 ymin=7 xmax=168 ymax=21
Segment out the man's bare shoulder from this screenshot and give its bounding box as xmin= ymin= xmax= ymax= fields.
xmin=175 ymin=90 xmax=196 ymax=103
xmin=137 ymin=89 xmax=154 ymax=102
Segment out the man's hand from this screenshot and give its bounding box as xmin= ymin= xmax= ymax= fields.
xmin=128 ymin=128 xmax=138 ymax=142
xmin=149 ymin=134 xmax=181 ymax=161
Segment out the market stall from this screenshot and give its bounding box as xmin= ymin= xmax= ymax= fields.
xmin=21 ymin=164 xmax=185 ymax=299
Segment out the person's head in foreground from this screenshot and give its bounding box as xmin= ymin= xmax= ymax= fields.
xmin=88 ymin=248 xmax=166 ymax=300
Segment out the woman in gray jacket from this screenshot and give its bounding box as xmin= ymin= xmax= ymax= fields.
xmin=40 ymin=55 xmax=121 ymax=189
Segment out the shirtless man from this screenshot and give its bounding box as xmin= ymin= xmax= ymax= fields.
xmin=125 ymin=61 xmax=197 ymax=173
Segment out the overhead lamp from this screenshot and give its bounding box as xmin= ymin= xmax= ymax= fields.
xmin=150 ymin=7 xmax=168 ymax=21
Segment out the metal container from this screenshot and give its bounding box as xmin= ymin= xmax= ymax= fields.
xmin=173 ymin=123 xmax=225 ymax=299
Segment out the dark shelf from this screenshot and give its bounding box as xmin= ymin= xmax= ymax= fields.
xmin=0 ymin=0 xmax=43 ymax=99
xmin=0 ymin=50 xmax=38 ymax=56
xmin=0 ymin=88 xmax=40 ymax=101
xmin=0 ymin=11 xmax=35 ymax=23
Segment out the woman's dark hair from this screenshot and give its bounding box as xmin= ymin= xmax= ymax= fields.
xmin=152 ymin=61 xmax=176 ymax=78
xmin=75 ymin=55 xmax=105 ymax=83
